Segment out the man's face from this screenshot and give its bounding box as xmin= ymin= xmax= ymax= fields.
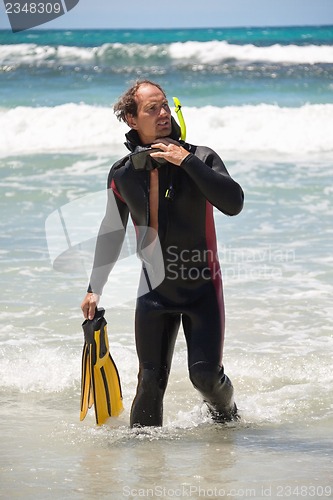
xmin=126 ymin=84 xmax=172 ymax=144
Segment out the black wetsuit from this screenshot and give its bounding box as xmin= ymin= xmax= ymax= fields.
xmin=88 ymin=123 xmax=244 ymax=426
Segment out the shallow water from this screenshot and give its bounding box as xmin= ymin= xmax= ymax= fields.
xmin=1 ymin=153 xmax=333 ymax=499
xmin=1 ymin=398 xmax=332 ymax=499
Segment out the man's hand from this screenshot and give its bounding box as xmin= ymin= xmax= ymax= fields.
xmin=150 ymin=138 xmax=190 ymax=166
xmin=81 ymin=292 xmax=100 ymax=320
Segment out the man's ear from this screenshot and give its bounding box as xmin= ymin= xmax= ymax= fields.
xmin=126 ymin=114 xmax=137 ymax=129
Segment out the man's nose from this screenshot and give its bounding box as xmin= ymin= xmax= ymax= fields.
xmin=159 ymin=106 xmax=169 ymax=116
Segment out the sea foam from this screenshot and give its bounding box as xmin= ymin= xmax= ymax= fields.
xmin=169 ymin=40 xmax=333 ymax=64
xmin=0 ymin=103 xmax=332 ymax=158
xmin=1 ymin=41 xmax=333 ymax=66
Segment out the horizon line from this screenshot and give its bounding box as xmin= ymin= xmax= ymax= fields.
xmin=1 ymin=23 xmax=333 ymax=32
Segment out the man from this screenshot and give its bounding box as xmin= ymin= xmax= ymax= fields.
xmin=81 ymin=80 xmax=244 ymax=427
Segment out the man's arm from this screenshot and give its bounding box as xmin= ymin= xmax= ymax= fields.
xmin=81 ymin=172 xmax=129 ymax=319
xmin=180 ymin=148 xmax=244 ymax=216
xmin=150 ymin=140 xmax=244 ymax=216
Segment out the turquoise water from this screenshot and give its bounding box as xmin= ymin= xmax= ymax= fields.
xmin=1 ymin=26 xmax=333 ymax=108
xmin=1 ymin=26 xmax=333 ymax=499
xmin=2 ymin=25 xmax=333 ymax=45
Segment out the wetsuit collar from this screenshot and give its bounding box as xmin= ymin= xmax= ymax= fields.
xmin=124 ymin=117 xmax=181 ymax=152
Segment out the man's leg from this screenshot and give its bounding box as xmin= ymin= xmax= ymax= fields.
xmin=130 ymin=294 xmax=181 ymax=427
xmin=188 ymin=362 xmax=238 ymax=422
xmin=182 ymin=282 xmax=238 ymax=422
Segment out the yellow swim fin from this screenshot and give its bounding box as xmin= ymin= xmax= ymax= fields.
xmin=80 ymin=308 xmax=123 ymax=425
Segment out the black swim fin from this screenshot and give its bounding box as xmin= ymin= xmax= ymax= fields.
xmin=80 ymin=308 xmax=123 ymax=425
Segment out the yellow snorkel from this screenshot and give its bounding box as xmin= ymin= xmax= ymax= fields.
xmin=173 ymin=96 xmax=186 ymax=141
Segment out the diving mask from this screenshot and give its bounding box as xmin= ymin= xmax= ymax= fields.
xmin=130 ymin=146 xmax=167 ymax=171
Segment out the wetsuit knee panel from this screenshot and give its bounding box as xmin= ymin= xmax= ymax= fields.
xmin=189 ymin=362 xmax=237 ymax=421
xmin=137 ymin=365 xmax=169 ymax=393
xmin=189 ymin=362 xmax=226 ymax=393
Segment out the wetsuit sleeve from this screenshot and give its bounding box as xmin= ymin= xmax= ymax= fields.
xmin=180 ymin=148 xmax=244 ymax=216
xmin=87 ymin=168 xmax=129 ymax=295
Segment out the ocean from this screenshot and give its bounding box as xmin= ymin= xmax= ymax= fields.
xmin=0 ymin=26 xmax=333 ymax=499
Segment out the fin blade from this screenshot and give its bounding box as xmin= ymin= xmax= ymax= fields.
xmin=91 ymin=363 xmax=112 ymax=425
xmin=103 ymin=353 xmax=124 ymax=417
xmin=80 ymin=343 xmax=92 ymax=421
xmin=91 ymin=326 xmax=123 ymax=425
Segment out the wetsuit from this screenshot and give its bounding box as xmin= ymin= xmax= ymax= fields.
xmin=88 ymin=121 xmax=244 ymax=426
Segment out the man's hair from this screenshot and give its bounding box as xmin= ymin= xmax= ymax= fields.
xmin=113 ymin=79 xmax=166 ymax=124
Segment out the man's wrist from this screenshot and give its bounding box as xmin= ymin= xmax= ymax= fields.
xmin=87 ymin=285 xmax=101 ymax=296
xmin=180 ymin=152 xmax=193 ymax=166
